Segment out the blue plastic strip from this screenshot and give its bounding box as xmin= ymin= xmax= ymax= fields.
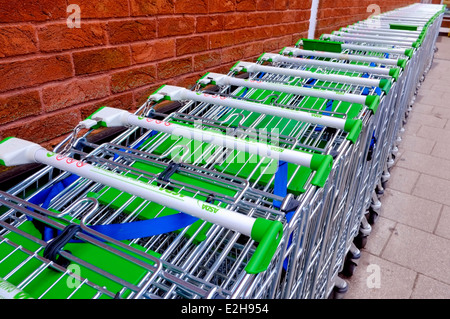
xmin=361 ymin=71 xmax=382 ymax=96
xmin=87 ymin=213 xmax=199 ymax=241
xmin=315 ymin=99 xmax=334 ymax=131
xmin=273 ymin=161 xmax=288 ymax=209
xmin=26 ymin=173 xmax=199 ymax=242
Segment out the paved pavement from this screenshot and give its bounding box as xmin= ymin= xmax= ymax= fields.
xmin=345 ymin=35 xmax=450 ymax=299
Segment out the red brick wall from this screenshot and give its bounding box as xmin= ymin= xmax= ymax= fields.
xmin=0 ymin=0 xmax=419 ymax=151
xmin=315 ymin=0 xmax=420 ymax=36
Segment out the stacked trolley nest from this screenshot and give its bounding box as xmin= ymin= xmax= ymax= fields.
xmin=0 ymin=3 xmax=445 ymax=299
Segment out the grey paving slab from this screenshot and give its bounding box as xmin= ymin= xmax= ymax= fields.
xmin=397 ymin=134 xmax=436 ymax=154
xmin=407 ymin=111 xmax=447 ymax=129
xmin=431 ymin=141 xmax=450 ymax=160
xmin=411 ymin=102 xmax=434 ymax=114
xmin=344 ymin=252 xmax=417 ymax=299
xmin=412 ymin=173 xmax=450 ymax=207
xmin=417 ymin=125 xmax=450 ymax=143
xmin=380 ymin=189 xmax=441 ymax=233
xmin=430 ymin=105 xmax=450 ymax=120
xmin=363 ymin=216 xmax=397 ymax=256
xmin=411 ymin=274 xmax=450 ymax=299
xmin=435 ymin=205 xmax=450 ymax=240
xmin=414 ymin=91 xmax=446 ymax=107
xmin=385 ymin=166 xmax=420 ymax=194
xmin=397 ymin=150 xmax=450 ymax=180
xmin=382 ymin=223 xmax=450 ymax=285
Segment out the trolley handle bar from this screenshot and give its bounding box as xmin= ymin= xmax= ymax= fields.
xmin=0 ymin=137 xmax=283 ymax=274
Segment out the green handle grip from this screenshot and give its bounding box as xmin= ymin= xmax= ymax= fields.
xmin=246 ymin=218 xmax=283 ymax=274
xmin=365 ymin=95 xmax=381 ymax=114
xmin=310 ymin=154 xmax=333 ymax=188
xmin=397 ymin=59 xmax=407 ymax=70
xmin=389 ymin=68 xmax=400 ymax=81
xmin=344 ymin=119 xmax=363 ymax=144
xmin=379 ymin=78 xmax=392 ymax=94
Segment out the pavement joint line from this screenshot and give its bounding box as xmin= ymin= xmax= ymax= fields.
xmin=409 ymin=272 xmax=420 ymax=299
xmin=432 ymin=204 xmax=446 ymax=236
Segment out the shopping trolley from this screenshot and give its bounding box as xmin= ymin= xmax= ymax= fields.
xmin=0 ymin=191 xmax=226 ymax=299
xmin=0 ymin=3 xmax=445 ymax=300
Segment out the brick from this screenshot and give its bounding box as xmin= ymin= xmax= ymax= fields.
xmin=263 ymin=38 xmax=280 ymax=53
xmin=176 ymin=36 xmax=208 ymax=56
xmin=209 ymin=0 xmax=235 ymax=13
xmin=274 ymin=0 xmax=289 ymax=10
xmin=234 ymin=29 xmax=256 ymax=45
xmin=0 ymin=25 xmax=37 ymax=58
xmin=281 ymin=11 xmax=297 ymax=23
xmin=265 ymin=11 xmax=285 ymax=25
xmin=208 ymin=32 xmax=235 ymax=49
xmin=0 ymin=90 xmax=41 ymax=125
xmin=108 ymin=19 xmax=157 ymax=44
xmin=73 ymin=46 xmax=131 ymax=75
xmin=76 ymin=0 xmax=129 ymax=18
xmin=130 ymin=0 xmax=174 ymax=15
xmin=158 ymin=16 xmax=195 ymax=37
xmin=197 ymin=15 xmax=224 ymax=33
xmin=157 ymin=57 xmax=192 ymax=80
xmin=295 ymin=10 xmax=311 ymax=22
xmin=224 ymin=13 xmax=248 ymax=30
xmin=81 ymin=92 xmax=134 ymax=119
xmin=110 ymin=65 xmax=157 ymax=93
xmin=289 ymin=0 xmax=312 ymax=9
xmin=272 ymin=24 xmax=289 ymax=37
xmin=0 ymin=110 xmax=80 ymax=144
xmin=42 ymin=76 xmax=110 ymax=112
xmin=242 ymin=42 xmax=264 ymax=59
xmin=0 ymin=55 xmax=73 ymax=93
xmin=253 ymin=26 xmax=273 ymax=41
xmin=222 ymin=46 xmax=246 ymax=64
xmin=38 ymin=22 xmax=106 ymax=53
xmin=175 ymin=0 xmax=208 ymax=13
xmin=131 ymin=39 xmax=175 ymax=64
xmin=236 ymin=0 xmax=257 ymax=11
xmin=0 ymin=0 xmax=66 ymax=22
xmin=256 ymin=0 xmax=274 ymax=10
xmin=194 ymin=51 xmax=222 ymax=71
xmin=246 ymin=12 xmax=266 ymax=27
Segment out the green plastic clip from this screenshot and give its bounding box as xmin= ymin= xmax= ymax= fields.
xmin=397 ymin=59 xmax=407 ymax=70
xmin=86 ymin=106 xmax=107 ymax=129
xmin=301 ymin=39 xmax=343 ymax=53
xmin=379 ymin=78 xmax=392 ymax=94
xmin=389 ymin=68 xmax=400 ymax=81
xmin=246 ymin=218 xmax=283 ymax=274
xmin=365 ymin=95 xmax=381 ymax=114
xmin=344 ymin=119 xmax=363 ymax=144
xmin=389 ymin=24 xmax=418 ymax=31
xmin=310 ymin=154 xmax=333 ymax=187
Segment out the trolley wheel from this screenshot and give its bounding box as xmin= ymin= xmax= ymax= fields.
xmin=381 ymin=180 xmax=388 ymax=190
xmin=330 ymin=283 xmax=348 ymax=299
xmin=368 ymin=208 xmax=379 ymax=225
xmin=342 ymin=259 xmax=358 ymax=278
xmin=354 ymin=233 xmax=368 ymax=249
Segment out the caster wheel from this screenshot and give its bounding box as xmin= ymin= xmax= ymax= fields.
xmin=368 ymin=208 xmax=379 ymax=225
xmin=376 ymin=187 xmax=384 ymax=196
xmin=354 ymin=233 xmax=368 ymax=249
xmin=331 ymin=283 xmax=348 ymax=299
xmin=342 ymin=259 xmax=358 ymax=277
xmin=381 ymin=180 xmax=388 ymax=190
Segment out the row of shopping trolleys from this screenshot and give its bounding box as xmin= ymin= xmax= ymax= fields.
xmin=0 ymin=3 xmax=445 ymax=299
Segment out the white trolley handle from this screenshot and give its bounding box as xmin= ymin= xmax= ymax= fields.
xmin=0 ymin=137 xmax=283 ymax=274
